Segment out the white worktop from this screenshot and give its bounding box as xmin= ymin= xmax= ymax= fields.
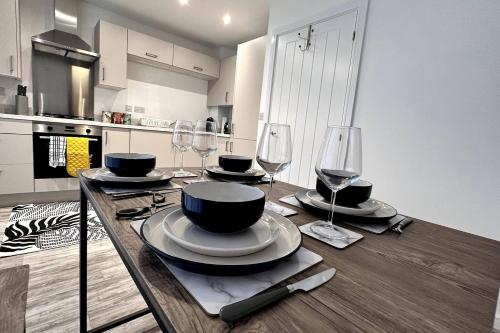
xmin=0 ymin=113 xmax=231 ymax=138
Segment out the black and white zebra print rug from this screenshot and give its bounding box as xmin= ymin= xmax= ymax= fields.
xmin=0 ymin=202 xmax=108 ymax=257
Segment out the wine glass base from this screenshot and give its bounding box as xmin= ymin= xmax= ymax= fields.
xmin=264 ymin=201 xmax=298 ymax=217
xmin=173 ymin=170 xmax=197 ymax=178
xmin=299 ymin=221 xmax=363 ymax=249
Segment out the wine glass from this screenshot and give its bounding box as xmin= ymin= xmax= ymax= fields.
xmin=172 ymin=120 xmax=194 ymax=177
xmin=192 ymin=120 xmax=218 ymax=179
xmin=256 ymin=123 xmax=292 ymax=212
xmin=310 ymin=126 xmax=362 ymax=240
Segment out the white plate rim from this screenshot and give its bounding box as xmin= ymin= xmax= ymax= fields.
xmin=82 ymin=168 xmax=172 ymax=183
xmin=162 ymin=212 xmax=280 ymax=257
xmin=206 ymin=166 xmax=266 ymax=177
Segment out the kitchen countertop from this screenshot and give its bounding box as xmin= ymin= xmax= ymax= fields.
xmin=0 ymin=113 xmax=232 ymax=138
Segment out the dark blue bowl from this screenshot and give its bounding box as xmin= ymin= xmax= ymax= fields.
xmin=219 ymin=155 xmax=253 ymax=172
xmin=105 ymin=153 xmax=156 ymax=177
xmin=181 ymin=182 xmax=265 ymax=233
xmin=316 ymin=178 xmax=372 ymax=206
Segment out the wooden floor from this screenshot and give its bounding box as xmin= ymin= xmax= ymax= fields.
xmin=0 ymin=206 xmax=160 ymax=333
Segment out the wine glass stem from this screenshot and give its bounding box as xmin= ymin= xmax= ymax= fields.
xmin=328 ymin=190 xmax=337 ymax=227
xmin=267 ymin=175 xmax=274 ymax=202
xmin=200 ymin=157 xmax=206 ymax=179
xmin=180 ymin=152 xmax=184 ymax=172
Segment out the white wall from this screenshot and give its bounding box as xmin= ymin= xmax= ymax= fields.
xmin=266 ymin=0 xmax=500 ymax=240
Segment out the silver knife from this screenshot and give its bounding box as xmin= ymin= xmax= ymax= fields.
xmin=390 ymin=217 xmax=413 ymax=234
xmin=219 ymin=268 xmax=336 ymax=322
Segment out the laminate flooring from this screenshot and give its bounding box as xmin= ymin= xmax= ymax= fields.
xmin=0 ymin=206 xmax=160 ymax=333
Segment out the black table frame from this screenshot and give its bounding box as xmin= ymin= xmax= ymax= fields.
xmin=79 ymin=179 xmax=176 ymax=333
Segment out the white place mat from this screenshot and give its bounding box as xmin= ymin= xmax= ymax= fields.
xmin=130 ymin=220 xmax=323 ymax=316
xmin=265 ymin=201 xmax=298 ymax=217
xmin=279 ymin=195 xmax=302 ymax=208
xmin=172 ymin=170 xmax=198 ymax=178
xmin=300 ymin=221 xmax=363 ymax=249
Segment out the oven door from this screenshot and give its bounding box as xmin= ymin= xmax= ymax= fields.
xmin=33 ymin=133 xmax=102 ymax=179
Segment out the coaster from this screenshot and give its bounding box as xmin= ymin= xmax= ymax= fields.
xmin=265 ymin=201 xmax=298 ymax=217
xmin=183 ymin=178 xmax=212 ymax=184
xmin=300 ymin=221 xmax=363 ymax=249
xmin=173 ymin=170 xmax=198 ymax=178
xmin=342 ymin=215 xmax=405 ymax=234
xmin=279 ymin=195 xmax=303 ymax=208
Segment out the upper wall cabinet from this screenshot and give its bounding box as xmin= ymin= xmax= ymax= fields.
xmin=128 ymin=30 xmax=173 ymax=67
xmin=173 ymin=45 xmax=219 ymax=80
xmin=94 ymin=20 xmax=127 ymax=90
xmin=207 ymin=55 xmax=236 ymax=106
xmin=0 ymin=0 xmax=20 ymax=79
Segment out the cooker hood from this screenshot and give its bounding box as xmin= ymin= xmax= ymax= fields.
xmin=31 ymin=0 xmax=99 ymax=63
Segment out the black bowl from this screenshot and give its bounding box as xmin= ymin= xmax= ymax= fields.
xmin=181 ymin=182 xmax=265 ymax=233
xmin=316 ymin=178 xmax=372 ymax=206
xmin=218 ymin=155 xmax=253 ymax=172
xmin=105 ymin=153 xmax=156 ymax=177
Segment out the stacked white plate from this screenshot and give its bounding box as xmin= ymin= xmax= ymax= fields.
xmin=140 ymin=206 xmax=302 ymax=275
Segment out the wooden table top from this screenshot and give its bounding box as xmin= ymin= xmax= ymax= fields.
xmin=79 ymin=171 xmax=500 ymax=333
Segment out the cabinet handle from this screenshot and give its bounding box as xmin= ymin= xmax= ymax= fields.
xmin=9 ymin=56 xmax=14 ymax=73
xmin=225 ymin=141 xmax=229 ymax=152
xmin=225 ymin=91 xmax=228 ymax=103
xmin=193 ymin=66 xmax=203 ymax=72
xmin=230 ymin=141 xmax=233 ymax=153
xmin=102 ymin=67 xmax=105 ymax=81
xmin=145 ymin=52 xmax=158 ymax=59
xmin=105 ymin=131 xmax=108 ymax=145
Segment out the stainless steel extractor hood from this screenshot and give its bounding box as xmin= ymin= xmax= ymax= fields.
xmin=31 ymin=0 xmax=99 ymax=63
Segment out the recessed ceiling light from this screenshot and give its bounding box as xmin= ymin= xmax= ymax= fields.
xmin=179 ymin=0 xmax=189 ymax=6
xmin=222 ymin=13 xmax=231 ymax=26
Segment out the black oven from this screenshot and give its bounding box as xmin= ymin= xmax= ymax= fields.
xmin=33 ymin=122 xmax=102 ymax=179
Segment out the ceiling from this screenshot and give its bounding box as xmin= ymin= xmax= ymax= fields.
xmin=83 ymin=0 xmax=269 ymax=47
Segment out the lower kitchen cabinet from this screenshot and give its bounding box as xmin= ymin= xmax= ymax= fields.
xmin=102 ymin=127 xmax=130 ymax=161
xmin=129 ymin=130 xmax=174 ymax=167
xmin=230 ymin=138 xmax=257 ymax=158
xmin=0 ymin=164 xmax=34 ymax=194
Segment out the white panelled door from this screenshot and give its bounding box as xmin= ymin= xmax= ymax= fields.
xmin=268 ymin=10 xmax=358 ymax=188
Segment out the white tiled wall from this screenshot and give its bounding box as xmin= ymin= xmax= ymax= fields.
xmin=94 ymin=61 xmax=210 ymax=124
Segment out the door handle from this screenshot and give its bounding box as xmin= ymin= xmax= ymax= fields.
xmin=145 ymin=52 xmax=158 ymax=59
xmin=225 ymin=141 xmax=229 ymax=152
xmin=193 ymin=66 xmax=203 ymax=72
xmin=229 ymin=141 xmax=233 ymax=153
xmin=102 ymin=67 xmax=105 ymax=81
xmin=9 ymin=56 xmax=14 ymax=73
xmin=225 ymin=91 xmax=228 ymax=103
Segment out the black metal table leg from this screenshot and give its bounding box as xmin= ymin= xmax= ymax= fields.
xmin=80 ymin=188 xmax=88 ymax=333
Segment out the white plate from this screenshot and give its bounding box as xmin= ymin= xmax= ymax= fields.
xmin=162 ymin=211 xmax=280 ymax=257
xmin=306 ymin=190 xmax=382 ymax=216
xmin=140 ymin=207 xmax=302 ymax=274
xmin=82 ymin=168 xmax=172 ymax=183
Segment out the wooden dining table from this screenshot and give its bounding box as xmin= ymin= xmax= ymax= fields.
xmin=78 ymin=169 xmax=500 ymax=333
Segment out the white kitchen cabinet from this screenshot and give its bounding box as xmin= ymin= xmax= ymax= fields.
xmin=0 ymin=0 xmax=20 ymax=79
xmin=0 ymin=134 xmax=33 ymax=164
xmin=129 ymin=130 xmax=174 ymax=167
xmin=207 ymin=56 xmax=236 ymax=106
xmin=232 ymin=36 xmax=266 ymax=141
xmin=102 ymin=128 xmax=130 ymax=161
xmin=0 ymin=118 xmax=31 ymax=134
xmin=128 ymin=30 xmax=173 ymax=67
xmin=94 ymin=20 xmax=127 ymax=90
xmin=231 ymin=138 xmax=257 ymax=158
xmin=0 ymin=164 xmax=33 ymax=194
xmin=173 ymin=45 xmax=219 ymax=79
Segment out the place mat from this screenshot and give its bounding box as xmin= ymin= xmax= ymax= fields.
xmin=131 ymin=220 xmax=323 ymax=316
xmin=279 ymin=195 xmax=302 ymax=208
xmin=183 ymin=178 xmax=212 ymax=184
xmin=101 ymin=182 xmax=182 ymax=195
xmin=300 ymin=222 xmax=363 ymax=249
xmin=343 ymin=214 xmax=406 ymax=234
xmin=265 ymin=201 xmax=298 ymax=217
xmin=172 ymin=170 xmax=198 ymax=178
